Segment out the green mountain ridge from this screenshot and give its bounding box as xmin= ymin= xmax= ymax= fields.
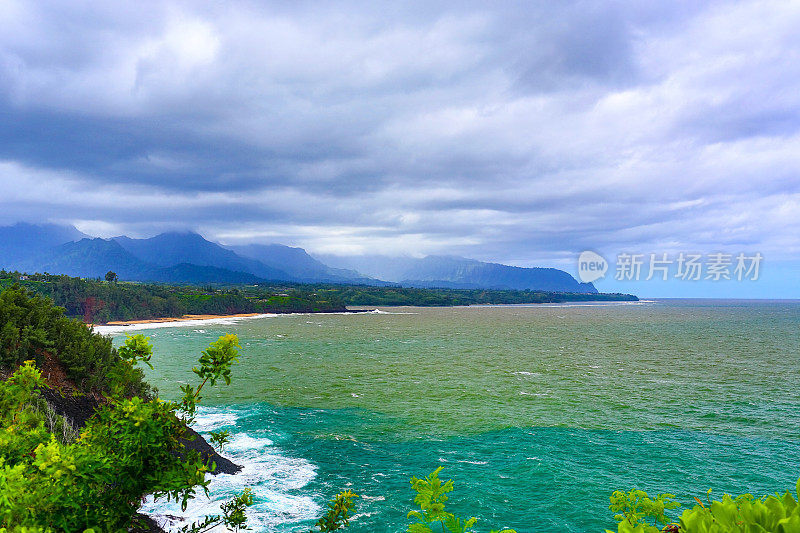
xmin=0 ymin=223 xmax=599 ymax=294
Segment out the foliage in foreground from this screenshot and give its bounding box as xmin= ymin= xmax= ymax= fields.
xmin=0 ymin=332 xmax=251 ymax=532
xmin=608 ymin=479 xmax=800 ymax=533
xmin=407 ymin=467 xmax=516 ymax=533
xmin=310 ymin=490 xmax=359 ymax=532
xmin=608 ymin=489 xmax=680 ymax=531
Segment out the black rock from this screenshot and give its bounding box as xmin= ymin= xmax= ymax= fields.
xmin=39 ymin=388 xmax=242 ymax=475
xmin=129 ymin=514 xmax=167 ymax=533
xmin=180 ymin=426 xmax=242 ymax=475
xmin=39 ymin=387 xmax=101 ymax=428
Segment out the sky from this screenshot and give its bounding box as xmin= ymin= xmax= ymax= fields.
xmin=0 ymin=1 xmax=799 ymax=297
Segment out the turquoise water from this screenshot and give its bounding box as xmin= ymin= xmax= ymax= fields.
xmin=103 ymin=300 xmax=800 ymax=532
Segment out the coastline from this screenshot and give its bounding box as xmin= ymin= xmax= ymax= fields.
xmin=94 ymin=300 xmax=650 ymax=334
xmin=93 ymin=309 xmax=369 ymax=335
xmin=93 ymin=313 xmax=280 ymax=334
xmin=101 ymin=313 xmax=269 ymax=326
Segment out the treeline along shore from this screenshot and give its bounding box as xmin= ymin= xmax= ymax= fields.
xmin=0 ymin=270 xmax=638 ymax=324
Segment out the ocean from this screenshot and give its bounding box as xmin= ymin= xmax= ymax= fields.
xmin=99 ymin=300 xmax=800 ymax=532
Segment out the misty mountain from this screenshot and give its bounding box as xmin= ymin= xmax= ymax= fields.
xmin=5 ymin=234 xmax=281 ymax=284
xmin=0 ymin=222 xmax=89 ymax=270
xmin=149 ymin=263 xmax=267 ymax=284
xmin=113 ymin=232 xmax=292 ymax=281
xmin=18 ymin=238 xmax=151 ymax=280
xmin=0 ymin=224 xmax=366 ymax=285
xmin=228 ymin=243 xmax=370 ymax=283
xmin=1 ymin=223 xmax=595 ymax=293
xmin=318 ymin=254 xmax=596 ymax=293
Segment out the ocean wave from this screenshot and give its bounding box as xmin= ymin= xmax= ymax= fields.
xmin=141 ymin=407 xmax=320 ymax=532
xmin=191 ymin=407 xmax=241 ymax=433
xmin=532 ymin=301 xmax=654 ymax=308
xmin=96 ymin=308 xmax=420 ymax=336
xmin=94 ymin=314 xmax=279 ymax=335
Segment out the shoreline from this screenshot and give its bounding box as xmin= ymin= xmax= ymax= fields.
xmin=93 ymin=299 xmax=650 ymax=335
xmin=93 ymin=313 xmax=279 ymax=335
xmin=101 ymin=313 xmax=269 ymax=327
xmin=96 ymin=299 xmax=651 ymax=330
xmin=93 ymin=309 xmax=368 ymax=335
xmin=98 ymin=308 xmax=369 ymax=327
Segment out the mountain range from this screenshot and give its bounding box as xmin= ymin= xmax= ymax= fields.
xmin=317 ymin=254 xmax=597 ymax=293
xmin=0 ymin=223 xmax=596 ymax=293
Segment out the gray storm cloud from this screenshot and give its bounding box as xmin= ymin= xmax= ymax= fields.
xmin=0 ymin=0 xmax=799 ymax=265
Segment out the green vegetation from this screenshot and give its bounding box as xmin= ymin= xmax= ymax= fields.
xmin=407 ymin=467 xmax=516 ymax=533
xmin=608 ymin=489 xmax=680 ymax=531
xmin=0 ymin=334 xmax=250 ymax=532
xmin=0 ymin=284 xmax=151 ymax=395
xmin=607 ymin=481 xmax=800 ymax=532
xmin=310 ymin=490 xmax=359 ymax=532
xmin=0 ymin=286 xmax=360 ymax=532
xmin=0 ymin=271 xmax=347 ymax=322
xmin=0 ymin=270 xmax=636 ymax=324
xmin=321 ymin=284 xmax=636 ymax=307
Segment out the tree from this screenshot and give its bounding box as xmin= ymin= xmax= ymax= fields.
xmin=82 ymin=296 xmax=105 ymax=324
xmin=105 ymin=271 xmax=118 ymax=283
xmin=0 ymin=335 xmax=253 ymax=532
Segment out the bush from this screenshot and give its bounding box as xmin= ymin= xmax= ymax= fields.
xmin=0 ymin=285 xmax=147 ymax=396
xmin=607 ymin=480 xmax=800 ymax=533
xmin=0 ymin=335 xmax=250 ymax=532
xmin=407 ymin=467 xmax=516 ymax=533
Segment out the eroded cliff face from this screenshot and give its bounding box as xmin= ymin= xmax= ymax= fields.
xmin=35 ymin=368 xmax=242 ymax=532
xmin=36 ymin=351 xmax=241 ymax=475
xmin=38 ymin=389 xmax=241 ymax=475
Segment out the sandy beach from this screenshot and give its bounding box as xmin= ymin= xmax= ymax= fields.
xmin=102 ymin=313 xmax=267 ymax=327
xmin=94 ymin=313 xmax=279 ymax=335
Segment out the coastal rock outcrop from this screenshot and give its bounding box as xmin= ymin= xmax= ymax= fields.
xmin=38 ymin=387 xmax=242 ymax=476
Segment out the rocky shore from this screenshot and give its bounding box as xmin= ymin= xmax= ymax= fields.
xmin=38 ymin=387 xmax=242 ymax=532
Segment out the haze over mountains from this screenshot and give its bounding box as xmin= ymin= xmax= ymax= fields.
xmin=318 ymin=254 xmax=597 ymax=293
xmin=0 ymin=223 xmax=596 ymax=293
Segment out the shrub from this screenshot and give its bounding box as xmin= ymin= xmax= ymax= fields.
xmin=0 ymin=335 xmax=250 ymax=532
xmin=0 ymin=285 xmax=149 ymax=396
xmin=607 ymin=489 xmax=680 ymax=532
xmin=407 ymin=467 xmax=516 ymax=533
xmin=607 ymin=480 xmax=800 ymax=533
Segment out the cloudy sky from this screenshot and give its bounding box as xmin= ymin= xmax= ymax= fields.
xmin=1 ymin=1 xmax=799 ymax=296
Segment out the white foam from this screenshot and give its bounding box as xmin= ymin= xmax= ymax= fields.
xmin=466 ymin=301 xmax=653 ymax=309
xmin=94 ymin=314 xmax=279 ymax=335
xmin=225 ymin=433 xmax=275 ymax=452
xmin=191 ymin=407 xmax=240 ymax=432
xmin=142 ymin=407 xmax=320 ymax=531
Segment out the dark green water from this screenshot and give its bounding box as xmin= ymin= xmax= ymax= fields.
xmin=102 ymin=300 xmax=800 ymax=532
